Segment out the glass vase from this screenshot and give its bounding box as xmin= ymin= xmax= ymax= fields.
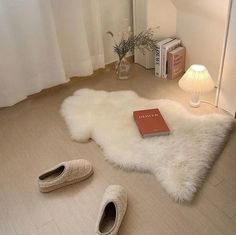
xmin=115 ymin=57 xmax=130 ymax=80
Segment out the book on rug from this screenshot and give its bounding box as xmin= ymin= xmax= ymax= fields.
xmin=167 ymin=46 xmax=186 ymax=80
xmin=133 ymin=108 xmax=170 ymax=137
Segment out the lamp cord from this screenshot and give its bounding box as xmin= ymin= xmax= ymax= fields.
xmin=200 ymin=100 xmax=217 ymax=107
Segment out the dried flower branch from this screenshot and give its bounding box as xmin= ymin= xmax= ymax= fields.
xmin=107 ymin=27 xmax=159 ymax=62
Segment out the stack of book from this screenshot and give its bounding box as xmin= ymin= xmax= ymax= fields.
xmin=155 ymin=38 xmax=186 ymax=79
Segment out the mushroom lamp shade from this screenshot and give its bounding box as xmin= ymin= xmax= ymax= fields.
xmin=178 ymin=64 xmax=215 ymax=107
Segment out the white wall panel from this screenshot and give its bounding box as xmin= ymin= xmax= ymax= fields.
xmin=218 ymin=0 xmax=236 ymax=116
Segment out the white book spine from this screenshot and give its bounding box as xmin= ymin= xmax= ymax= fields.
xmin=154 ymin=38 xmax=173 ymax=78
xmin=155 ymin=46 xmax=161 ymax=77
xmin=161 ymin=40 xmax=181 ymax=79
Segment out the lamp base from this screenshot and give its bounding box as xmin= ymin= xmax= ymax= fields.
xmin=190 ymin=92 xmax=200 ymax=108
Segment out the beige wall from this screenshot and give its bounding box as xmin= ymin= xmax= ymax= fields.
xmin=134 ymin=0 xmax=177 ymax=68
xmin=100 ymin=0 xmax=133 ymax=64
xmin=147 ymin=0 xmax=176 ymax=39
xmin=101 ymin=0 xmax=177 ymax=66
xmin=218 ymin=0 xmax=236 ymax=115
xmin=173 ymin=0 xmax=230 ymax=83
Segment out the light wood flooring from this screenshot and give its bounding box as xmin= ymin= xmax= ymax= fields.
xmin=0 ymin=64 xmax=236 ymax=235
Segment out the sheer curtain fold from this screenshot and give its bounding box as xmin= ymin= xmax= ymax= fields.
xmin=51 ymin=0 xmax=105 ymax=78
xmin=0 ymin=0 xmax=105 ymax=107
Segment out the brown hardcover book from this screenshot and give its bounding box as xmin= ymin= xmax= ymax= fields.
xmin=133 ymin=108 xmax=170 ymax=138
xmin=167 ymin=47 xmax=186 ymax=79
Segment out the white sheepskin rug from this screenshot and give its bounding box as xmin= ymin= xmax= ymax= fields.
xmin=61 ymin=89 xmax=233 ymax=202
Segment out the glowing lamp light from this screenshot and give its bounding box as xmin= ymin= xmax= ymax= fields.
xmin=179 ymin=64 xmax=215 ymax=107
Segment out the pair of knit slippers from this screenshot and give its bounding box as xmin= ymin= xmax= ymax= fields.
xmin=38 ymin=159 xmax=128 ymax=235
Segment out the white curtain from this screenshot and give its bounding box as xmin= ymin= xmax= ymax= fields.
xmin=0 ymin=0 xmax=105 ymax=107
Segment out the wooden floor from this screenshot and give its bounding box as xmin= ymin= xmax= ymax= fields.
xmin=0 ymin=64 xmax=236 ymax=235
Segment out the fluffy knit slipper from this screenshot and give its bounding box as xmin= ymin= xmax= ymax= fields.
xmin=38 ymin=159 xmax=93 ymax=193
xmin=96 ymin=185 xmax=128 ymax=235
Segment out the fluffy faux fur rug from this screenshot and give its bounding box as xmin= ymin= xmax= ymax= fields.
xmin=61 ymin=89 xmax=233 ymax=202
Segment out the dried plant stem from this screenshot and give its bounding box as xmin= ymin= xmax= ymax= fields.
xmin=107 ymin=28 xmax=159 ymax=72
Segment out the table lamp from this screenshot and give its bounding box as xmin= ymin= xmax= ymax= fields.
xmin=178 ymin=64 xmax=215 ymax=108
